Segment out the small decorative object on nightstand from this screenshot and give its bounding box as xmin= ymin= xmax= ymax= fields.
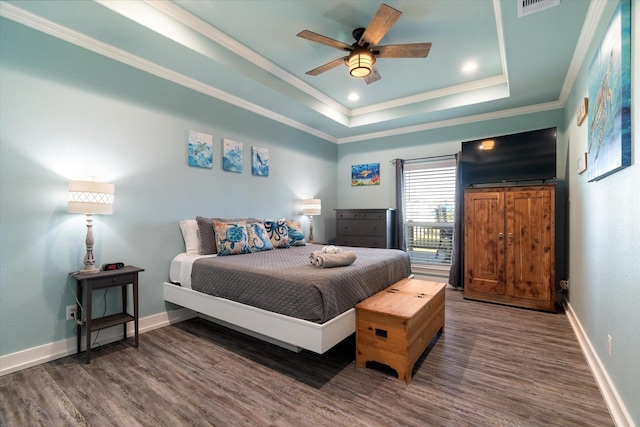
xmin=72 ymin=265 xmax=144 ymax=363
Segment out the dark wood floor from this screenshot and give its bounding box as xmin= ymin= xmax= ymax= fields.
xmin=1 ymin=289 xmax=613 ymax=426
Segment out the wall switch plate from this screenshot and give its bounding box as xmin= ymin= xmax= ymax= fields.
xmin=66 ymin=305 xmax=77 ymax=321
xmin=607 ymin=335 xmax=613 ymax=357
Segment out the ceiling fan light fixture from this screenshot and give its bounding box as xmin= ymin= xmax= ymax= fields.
xmin=347 ymin=50 xmax=375 ymax=77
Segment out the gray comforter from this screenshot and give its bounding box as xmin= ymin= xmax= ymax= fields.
xmin=190 ymin=245 xmax=411 ymax=323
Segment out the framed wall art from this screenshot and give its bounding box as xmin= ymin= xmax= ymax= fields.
xmin=223 ymin=138 xmax=243 ymax=173
xmin=351 ymin=163 xmax=380 ymax=186
xmin=576 ymin=97 xmax=588 ymax=126
xmin=251 ymin=147 xmax=269 ymax=176
xmin=577 ymin=152 xmax=588 ymax=175
xmin=587 ymin=0 xmax=631 ymax=182
xmin=187 ymin=130 xmax=213 ymax=169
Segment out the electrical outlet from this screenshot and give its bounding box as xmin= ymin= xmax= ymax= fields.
xmin=607 ymin=335 xmax=613 ymax=357
xmin=66 ymin=305 xmax=77 ymax=321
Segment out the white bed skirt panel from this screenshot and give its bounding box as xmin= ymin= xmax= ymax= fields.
xmin=163 ymin=282 xmax=355 ymax=354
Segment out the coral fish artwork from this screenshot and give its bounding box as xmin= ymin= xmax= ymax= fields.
xmin=352 ymin=163 xmax=380 ymax=186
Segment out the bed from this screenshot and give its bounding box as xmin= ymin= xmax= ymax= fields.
xmin=164 ymin=219 xmax=411 ymax=353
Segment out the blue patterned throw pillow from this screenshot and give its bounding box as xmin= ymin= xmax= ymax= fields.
xmin=286 ymin=220 xmax=306 ymax=246
xmin=213 ymin=221 xmax=251 ymax=256
xmin=264 ymin=218 xmax=290 ymax=248
xmin=246 ymin=222 xmax=274 ymax=252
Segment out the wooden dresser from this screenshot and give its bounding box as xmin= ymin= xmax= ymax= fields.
xmin=335 ymin=208 xmax=396 ymax=249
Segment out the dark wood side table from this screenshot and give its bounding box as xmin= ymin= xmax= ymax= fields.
xmin=73 ymin=266 xmax=144 ymax=363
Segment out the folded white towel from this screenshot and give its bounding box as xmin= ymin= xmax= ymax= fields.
xmin=321 ymin=245 xmax=344 ymax=254
xmin=312 ymin=251 xmax=357 ymax=268
xmin=309 ymin=251 xmax=322 ymax=265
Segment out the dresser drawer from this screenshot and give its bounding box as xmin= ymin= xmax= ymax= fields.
xmin=336 ymin=236 xmax=387 ymax=248
xmin=359 ymin=211 xmax=387 ymax=221
xmin=337 ymin=219 xmax=386 ymax=236
xmin=336 ymin=211 xmax=360 ymax=220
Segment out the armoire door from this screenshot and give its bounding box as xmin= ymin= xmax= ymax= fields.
xmin=464 ymin=189 xmax=505 ymax=295
xmin=505 ymin=187 xmax=555 ymax=305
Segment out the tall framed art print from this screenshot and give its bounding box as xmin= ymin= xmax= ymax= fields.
xmin=587 ymin=0 xmax=631 ymax=181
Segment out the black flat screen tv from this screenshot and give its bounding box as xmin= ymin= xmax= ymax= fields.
xmin=461 ymin=127 xmax=557 ymax=187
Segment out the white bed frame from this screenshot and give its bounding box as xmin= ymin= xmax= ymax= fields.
xmin=163 ymin=282 xmax=356 ymax=353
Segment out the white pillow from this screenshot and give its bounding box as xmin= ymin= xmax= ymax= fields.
xmin=179 ymin=220 xmax=200 ymax=255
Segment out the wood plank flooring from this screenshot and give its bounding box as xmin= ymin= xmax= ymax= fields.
xmin=1 ymin=289 xmax=613 ymax=426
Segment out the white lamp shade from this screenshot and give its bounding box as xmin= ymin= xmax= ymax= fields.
xmin=302 ymin=198 xmax=321 ymax=216
xmin=67 ymin=180 xmax=115 ymax=214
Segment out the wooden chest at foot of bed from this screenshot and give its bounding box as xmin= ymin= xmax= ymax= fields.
xmin=355 ymin=278 xmax=446 ymax=383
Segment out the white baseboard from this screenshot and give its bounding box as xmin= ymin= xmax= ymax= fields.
xmin=563 ymin=301 xmax=635 ymax=427
xmin=0 ymin=308 xmax=196 ymax=377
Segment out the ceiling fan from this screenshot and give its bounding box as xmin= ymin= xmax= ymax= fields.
xmin=297 ymin=3 xmax=432 ymax=85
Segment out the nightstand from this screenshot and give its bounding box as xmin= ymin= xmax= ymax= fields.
xmin=72 ymin=266 xmax=144 ymax=363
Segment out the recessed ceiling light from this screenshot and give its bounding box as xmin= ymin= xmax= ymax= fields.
xmin=462 ymin=61 xmax=478 ymax=73
xmin=348 ymin=93 xmax=360 ymax=101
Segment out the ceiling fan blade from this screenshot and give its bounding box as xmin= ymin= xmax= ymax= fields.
xmin=375 ymin=42 xmax=432 ymax=58
xmin=363 ymin=65 xmax=381 ymax=85
xmin=306 ymin=57 xmax=348 ymax=76
xmin=358 ymin=3 xmax=402 ymax=48
xmin=297 ymin=30 xmax=353 ymax=51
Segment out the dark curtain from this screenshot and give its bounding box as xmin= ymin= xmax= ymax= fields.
xmin=393 ymin=159 xmax=406 ymax=251
xmin=448 ymin=152 xmax=464 ymax=289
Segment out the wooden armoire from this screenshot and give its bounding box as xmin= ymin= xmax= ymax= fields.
xmin=463 ymin=184 xmax=556 ymax=311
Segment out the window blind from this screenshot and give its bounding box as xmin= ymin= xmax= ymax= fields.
xmin=403 ymin=156 xmax=457 ymax=266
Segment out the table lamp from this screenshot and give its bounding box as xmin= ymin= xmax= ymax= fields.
xmin=68 ymin=180 xmax=115 ymax=273
xmin=302 ymin=198 xmax=321 ymax=244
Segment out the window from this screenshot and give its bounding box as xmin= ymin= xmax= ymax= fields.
xmin=403 ymin=156 xmax=457 ymax=269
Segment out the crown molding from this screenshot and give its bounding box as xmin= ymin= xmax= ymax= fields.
xmin=145 ymin=0 xmax=514 ymax=128
xmin=337 ymin=100 xmax=563 ymax=144
xmin=558 ymin=0 xmax=608 ymax=106
xmin=0 ymin=2 xmax=338 ymax=143
xmin=0 ymin=1 xmax=583 ymax=145
xmin=350 ymin=75 xmax=508 ymax=117
xmin=493 ymin=0 xmax=510 ymax=85
xmin=142 ymin=0 xmax=350 ymax=117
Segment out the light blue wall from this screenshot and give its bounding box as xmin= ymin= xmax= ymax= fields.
xmin=336 ymin=109 xmax=569 ymax=290
xmin=563 ymin=0 xmax=639 ymax=423
xmin=335 ymin=3 xmax=639 ymax=422
xmin=0 ymin=18 xmax=337 ymax=356
xmin=337 ymin=110 xmax=566 ymax=210
xmin=1 ymin=4 xmax=638 ymax=423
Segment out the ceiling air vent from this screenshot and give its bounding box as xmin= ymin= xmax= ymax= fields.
xmin=518 ymin=0 xmax=560 ymax=17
